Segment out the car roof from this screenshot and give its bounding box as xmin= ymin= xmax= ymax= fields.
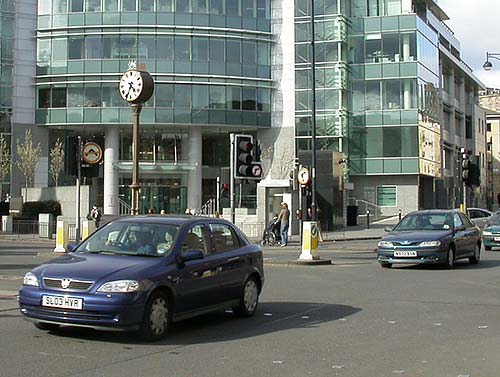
xmin=406 ymin=209 xmax=462 ymax=216
xmin=113 ymin=215 xmax=232 ymax=227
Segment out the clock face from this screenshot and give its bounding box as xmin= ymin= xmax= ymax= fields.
xmin=119 ymin=70 xmax=143 ymax=102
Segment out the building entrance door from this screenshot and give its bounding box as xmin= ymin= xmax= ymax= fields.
xmin=119 ymin=179 xmax=187 ymax=215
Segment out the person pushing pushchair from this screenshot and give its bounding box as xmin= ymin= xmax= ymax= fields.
xmin=261 ymin=214 xmax=281 ymax=246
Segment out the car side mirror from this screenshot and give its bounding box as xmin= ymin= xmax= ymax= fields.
xmin=180 ymin=249 xmax=204 ymax=263
xmin=384 ymin=226 xmax=393 ymax=232
xmin=66 ymin=242 xmax=78 ymax=252
xmin=455 ymin=225 xmax=466 ymax=232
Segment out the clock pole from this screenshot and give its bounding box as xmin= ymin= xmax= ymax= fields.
xmin=119 ymin=62 xmax=154 ymax=215
xmin=130 ymin=103 xmax=142 ymax=215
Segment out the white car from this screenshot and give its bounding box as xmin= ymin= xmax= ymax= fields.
xmin=466 ymin=208 xmax=493 ymax=228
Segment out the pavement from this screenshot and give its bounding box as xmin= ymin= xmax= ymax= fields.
xmin=0 ymin=216 xmax=400 ymax=244
xmin=0 ymin=217 xmax=399 ymax=312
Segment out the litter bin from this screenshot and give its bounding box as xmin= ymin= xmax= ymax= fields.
xmin=347 ymin=205 xmax=358 ymax=226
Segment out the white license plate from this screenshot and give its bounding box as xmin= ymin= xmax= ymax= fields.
xmin=494 ymin=237 xmax=500 ymax=242
xmin=42 ymin=295 xmax=83 ymax=310
xmin=394 ymin=251 xmax=417 ymax=257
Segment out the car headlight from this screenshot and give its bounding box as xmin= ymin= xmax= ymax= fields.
xmin=97 ymin=280 xmax=141 ymax=293
xmin=482 ymin=230 xmax=492 ymax=236
xmin=23 ymin=272 xmax=39 ymax=287
xmin=419 ymin=241 xmax=441 ymax=247
xmin=378 ymin=240 xmax=393 ymax=248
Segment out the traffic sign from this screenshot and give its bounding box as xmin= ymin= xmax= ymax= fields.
xmin=297 ymin=167 xmax=310 ymax=186
xmin=82 ymin=142 xmax=102 ymax=165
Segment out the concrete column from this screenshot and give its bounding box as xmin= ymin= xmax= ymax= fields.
xmin=187 ymin=127 xmax=202 ymax=211
xmin=403 ymin=79 xmax=411 ymax=110
xmin=104 ymin=127 xmax=120 ymax=215
xmin=402 ymin=34 xmax=410 ymax=61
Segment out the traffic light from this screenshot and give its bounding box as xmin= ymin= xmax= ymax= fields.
xmin=461 ymin=148 xmax=471 ymax=186
xmin=234 ymin=135 xmax=262 ymax=181
xmin=65 ymin=136 xmax=79 ymax=177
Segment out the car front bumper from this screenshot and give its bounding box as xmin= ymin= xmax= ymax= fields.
xmin=18 ymin=286 xmax=147 ymax=331
xmin=482 ymin=236 xmax=500 ymax=250
xmin=377 ymin=248 xmax=447 ymax=265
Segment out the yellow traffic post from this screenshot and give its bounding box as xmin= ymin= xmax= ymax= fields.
xmin=53 ymin=219 xmax=69 ymax=253
xmin=82 ymin=220 xmax=96 ymax=240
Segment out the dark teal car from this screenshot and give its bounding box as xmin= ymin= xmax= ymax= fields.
xmin=377 ymin=210 xmax=481 ymax=269
xmin=19 ymin=216 xmax=264 ymax=340
xmin=482 ymin=216 xmax=500 ymax=250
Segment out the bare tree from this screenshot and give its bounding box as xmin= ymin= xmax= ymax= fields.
xmin=0 ymin=134 xmax=10 ymax=200
xmin=49 ymin=138 xmax=64 ymax=187
xmin=261 ymin=146 xmax=294 ymax=180
xmin=16 ymin=129 xmax=42 ymax=189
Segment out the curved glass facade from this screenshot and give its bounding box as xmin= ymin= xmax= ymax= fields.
xmin=36 ymin=0 xmax=272 ymax=128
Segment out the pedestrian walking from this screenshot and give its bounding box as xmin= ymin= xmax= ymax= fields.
xmin=87 ymin=205 xmax=102 ymax=228
xmin=497 ymin=192 xmax=500 ymax=207
xmin=277 ymin=202 xmax=290 ymax=247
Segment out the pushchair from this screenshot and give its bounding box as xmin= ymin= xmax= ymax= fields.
xmin=261 ymin=216 xmax=281 ymax=246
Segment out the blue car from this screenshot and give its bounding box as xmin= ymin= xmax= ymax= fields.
xmin=19 ymin=216 xmax=264 ymax=340
xmin=377 ymin=209 xmax=481 ymax=269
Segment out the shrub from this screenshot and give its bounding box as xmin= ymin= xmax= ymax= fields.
xmin=20 ymin=200 xmax=62 ymax=220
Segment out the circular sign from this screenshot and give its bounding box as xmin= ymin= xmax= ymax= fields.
xmin=82 ymin=142 xmax=103 ymax=165
xmin=297 ymin=167 xmax=310 ymax=186
xmin=311 ymin=224 xmax=318 ymax=237
xmin=251 ymin=164 xmax=262 ymax=177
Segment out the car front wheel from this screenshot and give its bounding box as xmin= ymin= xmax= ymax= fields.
xmin=380 ymin=262 xmax=392 ymax=268
xmin=469 ymin=244 xmax=480 ymax=264
xmin=233 ymin=277 xmax=259 ymax=317
xmin=141 ymin=291 xmax=171 ymax=341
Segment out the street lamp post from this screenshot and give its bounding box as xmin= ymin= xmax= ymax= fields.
xmin=310 ymin=0 xmax=318 ymax=222
xmin=483 ymin=52 xmax=500 ymax=71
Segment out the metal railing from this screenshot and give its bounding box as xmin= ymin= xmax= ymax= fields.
xmin=2 ymin=219 xmax=57 ymax=239
xmin=200 ymin=198 xmax=216 ymax=216
xmin=118 ymin=198 xmax=131 ymax=215
xmin=354 ymin=199 xmax=384 ymax=222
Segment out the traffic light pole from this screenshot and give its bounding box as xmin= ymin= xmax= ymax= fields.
xmin=230 ymin=133 xmax=235 ymax=223
xmin=75 ymin=136 xmax=82 ymax=243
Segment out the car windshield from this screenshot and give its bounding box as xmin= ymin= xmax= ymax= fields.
xmin=394 ymin=213 xmax=452 ymax=231
xmin=76 ymin=222 xmax=180 ymax=257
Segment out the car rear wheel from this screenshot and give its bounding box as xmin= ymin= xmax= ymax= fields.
xmin=485 ymin=245 xmax=491 ymax=251
xmin=141 ymin=291 xmax=171 ymax=341
xmin=469 ymin=244 xmax=480 ymax=264
xmin=446 ymin=247 xmax=455 ymax=269
xmin=380 ymin=262 xmax=392 ymax=268
xmin=233 ymin=277 xmax=259 ymax=317
xmin=34 ymin=322 xmax=60 ymax=331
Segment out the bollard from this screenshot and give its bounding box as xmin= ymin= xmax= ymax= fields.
xmin=82 ymin=220 xmax=96 ymax=240
xmin=398 ymin=208 xmax=402 ymax=221
xmin=299 ymin=221 xmax=319 ymax=261
xmin=366 ymin=210 xmax=370 ymax=229
xmin=53 ymin=219 xmax=69 ymax=253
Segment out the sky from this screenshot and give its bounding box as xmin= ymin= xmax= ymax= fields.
xmin=438 ymin=0 xmax=500 ymax=88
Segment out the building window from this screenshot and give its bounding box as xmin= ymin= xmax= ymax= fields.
xmin=377 ymin=186 xmax=396 ymax=207
xmin=487 ymin=122 xmax=491 ymax=132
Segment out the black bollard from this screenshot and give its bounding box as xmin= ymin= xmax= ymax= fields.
xmin=366 ymin=210 xmax=370 ymax=229
xmin=398 ymin=208 xmax=402 ymax=221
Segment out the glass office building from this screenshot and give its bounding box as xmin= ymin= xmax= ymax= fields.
xmin=0 ymin=0 xmax=15 ymax=198
xmin=35 ymin=0 xmax=272 ymax=214
xmin=294 ymin=0 xmax=484 ymax=221
xmin=4 ymin=0 xmax=484 ymax=227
